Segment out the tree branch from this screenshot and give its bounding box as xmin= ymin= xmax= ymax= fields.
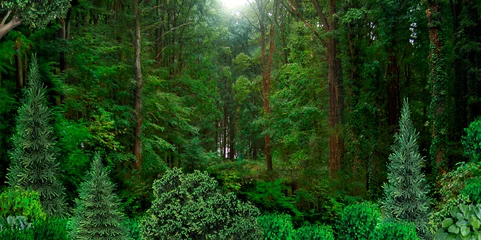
xmin=1 ymin=10 xmax=12 ymax=25
xmin=284 ymin=0 xmax=324 ymax=42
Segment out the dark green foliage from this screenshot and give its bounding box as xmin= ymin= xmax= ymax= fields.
xmin=381 ymin=100 xmax=430 ymax=238
xmin=6 ymin=56 xmax=66 ymax=217
xmin=32 ymin=218 xmax=68 ymax=240
xmin=335 ymin=202 xmax=381 ymax=240
xmin=435 ymin=204 xmax=481 ymax=239
xmin=461 ymin=179 xmax=481 ymax=204
xmin=246 ymin=179 xmax=301 ymax=218
xmin=373 ymin=220 xmax=419 ymax=240
xmin=258 ymin=213 xmax=294 ymax=240
xmin=124 ymin=218 xmax=142 ymax=240
xmin=69 ymin=153 xmax=128 ymax=240
xmin=462 ymin=118 xmax=481 ymax=162
xmin=141 ymin=168 xmax=262 ymax=240
xmin=294 ymin=224 xmax=335 ymax=240
xmin=0 ymin=188 xmax=46 ymax=222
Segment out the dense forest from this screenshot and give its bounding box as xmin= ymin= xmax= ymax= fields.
xmin=0 ymin=0 xmax=481 ymax=239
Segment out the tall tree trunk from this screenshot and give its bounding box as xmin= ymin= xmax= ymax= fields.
xmin=427 ymin=0 xmax=447 ymax=168
xmin=15 ymin=48 xmax=23 ymax=90
xmin=257 ymin=0 xmax=276 ymax=171
xmin=133 ymin=0 xmax=143 ymax=169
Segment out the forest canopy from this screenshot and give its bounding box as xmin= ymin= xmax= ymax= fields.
xmin=0 ymin=0 xmax=481 ymax=239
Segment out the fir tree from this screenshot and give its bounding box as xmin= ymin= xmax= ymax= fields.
xmin=69 ymin=153 xmax=128 ymax=240
xmin=6 ymin=56 xmax=66 ymax=217
xmin=381 ymin=99 xmax=430 ymax=239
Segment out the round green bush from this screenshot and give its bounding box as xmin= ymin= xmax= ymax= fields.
xmin=335 ymin=202 xmax=381 ymax=240
xmin=141 ymin=168 xmax=262 ymax=239
xmin=258 ymin=213 xmax=294 ymax=240
xmin=0 ymin=188 xmax=46 ymax=222
xmin=373 ymin=220 xmax=419 ymax=240
xmin=295 ymin=224 xmax=335 ymax=240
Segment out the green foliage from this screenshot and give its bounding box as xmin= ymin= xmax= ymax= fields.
xmin=462 ymin=118 xmax=481 ymax=162
xmin=0 ymin=215 xmax=31 ymax=231
xmin=6 ymin=56 xmax=66 ymax=217
xmin=460 ymin=179 xmax=481 ymax=204
xmin=0 ymin=0 xmax=70 ymax=29
xmin=124 ymin=218 xmax=142 ymax=240
xmin=294 ymin=224 xmax=335 ymax=240
xmin=246 ymin=179 xmax=301 ymax=218
xmin=258 ymin=213 xmax=294 ymax=240
xmin=373 ymin=220 xmax=419 ymax=240
xmin=141 ymin=168 xmax=262 ymax=240
xmin=0 ymin=217 xmax=68 ymax=240
xmin=435 ymin=204 xmax=481 ymax=240
xmin=438 ymin=161 xmax=481 ymax=205
xmin=335 ymin=202 xmax=381 ymax=240
xmin=381 ymin=99 xmax=430 ymax=238
xmin=0 ymin=188 xmax=46 ymax=222
xmin=69 ymin=153 xmax=128 ymax=240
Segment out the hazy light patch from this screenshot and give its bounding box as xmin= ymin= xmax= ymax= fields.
xmin=221 ymin=0 xmax=248 ymax=10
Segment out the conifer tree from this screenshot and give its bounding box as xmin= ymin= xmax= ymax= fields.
xmin=69 ymin=153 xmax=128 ymax=240
xmin=381 ymin=99 xmax=430 ymax=239
xmin=6 ymin=56 xmax=66 ymax=217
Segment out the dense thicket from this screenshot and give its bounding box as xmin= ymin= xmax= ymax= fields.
xmin=0 ymin=0 xmax=480 ymax=238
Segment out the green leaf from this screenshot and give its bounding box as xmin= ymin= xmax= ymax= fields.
xmin=470 ymin=216 xmax=480 ymax=231
xmin=456 ymin=219 xmax=468 ymax=227
xmin=448 ymin=224 xmax=459 ymax=234
xmin=451 ymin=207 xmax=460 ymax=218
xmin=442 ymin=218 xmax=454 ymax=228
xmin=460 ymin=226 xmax=471 ymax=237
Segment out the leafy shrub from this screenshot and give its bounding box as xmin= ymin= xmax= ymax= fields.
xmin=0 ymin=215 xmax=31 ymax=231
xmin=295 ymin=224 xmax=335 ymax=240
xmin=32 ymin=218 xmax=68 ymax=240
xmin=335 ymin=202 xmax=381 ymax=240
xmin=460 ymin=178 xmax=481 ymax=204
xmin=435 ymin=204 xmax=481 ymax=239
xmin=141 ymin=168 xmax=262 ymax=239
xmin=462 ymin=118 xmax=481 ymax=162
xmin=125 ymin=218 xmax=142 ymax=240
xmin=258 ymin=213 xmax=294 ymax=240
xmin=0 ymin=188 xmax=46 ymax=222
xmin=246 ymin=179 xmax=301 ymax=218
xmin=373 ymin=220 xmax=419 ymax=240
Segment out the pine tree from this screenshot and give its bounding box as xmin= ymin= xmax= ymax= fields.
xmin=69 ymin=153 xmax=128 ymax=240
xmin=381 ymin=99 xmax=431 ymax=239
xmin=6 ymin=56 xmax=66 ymax=217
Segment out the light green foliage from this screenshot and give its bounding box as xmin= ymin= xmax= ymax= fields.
xmin=335 ymin=202 xmax=381 ymax=240
xmin=124 ymin=218 xmax=142 ymax=240
xmin=438 ymin=162 xmax=481 ymax=205
xmin=69 ymin=153 xmax=128 ymax=240
xmin=6 ymin=56 xmax=66 ymax=217
xmin=460 ymin=179 xmax=481 ymax=204
xmin=0 ymin=0 xmax=70 ymax=28
xmin=0 ymin=215 xmax=31 ymax=231
xmin=373 ymin=220 xmax=419 ymax=240
xmin=141 ymin=168 xmax=262 ymax=240
xmin=381 ymin=100 xmax=430 ymax=238
xmin=462 ymin=118 xmax=481 ymax=162
xmin=294 ymin=224 xmax=335 ymax=240
xmin=435 ymin=204 xmax=481 ymax=240
xmin=0 ymin=188 xmax=46 ymax=222
xmin=258 ymin=213 xmax=294 ymax=240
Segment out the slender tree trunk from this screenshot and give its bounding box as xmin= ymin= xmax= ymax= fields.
xmin=15 ymin=48 xmax=23 ymax=90
xmin=427 ymin=0 xmax=447 ymax=167
xmin=133 ymin=0 xmax=143 ymax=169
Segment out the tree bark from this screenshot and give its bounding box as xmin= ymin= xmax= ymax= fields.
xmin=427 ymin=0 xmax=447 ymax=167
xmin=0 ymin=12 xmax=22 ymax=40
xmin=15 ymin=48 xmax=23 ymax=90
xmin=133 ymin=0 xmax=144 ymax=169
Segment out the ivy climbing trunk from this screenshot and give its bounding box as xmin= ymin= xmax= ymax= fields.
xmin=427 ymin=0 xmax=447 ymax=168
xmin=133 ymin=0 xmax=143 ymax=169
